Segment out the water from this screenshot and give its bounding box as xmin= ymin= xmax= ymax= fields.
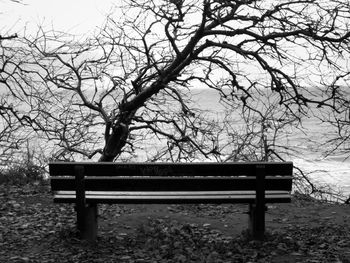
xmin=2 ymin=86 xmax=349 ymax=198
xmin=190 ymin=88 xmax=350 ymax=198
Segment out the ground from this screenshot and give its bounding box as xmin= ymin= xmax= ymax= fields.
xmin=0 ymin=183 xmax=349 ymax=263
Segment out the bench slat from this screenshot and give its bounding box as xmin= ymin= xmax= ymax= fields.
xmin=50 ymin=176 xmax=292 ymax=191
xmin=53 ymin=191 xmax=291 ymax=204
xmin=54 ymin=190 xmax=290 ymax=196
xmin=49 ymin=162 xmax=293 ymax=177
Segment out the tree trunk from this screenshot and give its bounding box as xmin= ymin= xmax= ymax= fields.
xmin=99 ymin=122 xmax=129 ymax=162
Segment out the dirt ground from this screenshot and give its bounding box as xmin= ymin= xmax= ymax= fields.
xmin=1 ymin=184 xmax=350 ymax=262
xmin=101 ymin=196 xmax=349 ymax=237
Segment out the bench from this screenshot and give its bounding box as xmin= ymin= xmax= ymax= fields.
xmin=49 ymin=161 xmax=293 ymax=241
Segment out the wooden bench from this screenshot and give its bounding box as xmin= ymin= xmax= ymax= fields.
xmin=49 ymin=162 xmax=293 ymax=241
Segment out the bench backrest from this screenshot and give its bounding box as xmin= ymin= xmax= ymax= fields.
xmin=50 ymin=162 xmax=293 ymax=192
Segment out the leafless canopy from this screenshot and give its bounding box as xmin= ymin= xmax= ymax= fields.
xmin=1 ymin=0 xmax=349 ymax=163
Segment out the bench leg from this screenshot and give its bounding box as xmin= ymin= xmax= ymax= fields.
xmin=77 ymin=204 xmax=98 ymax=241
xmin=248 ymin=203 xmax=265 ymax=240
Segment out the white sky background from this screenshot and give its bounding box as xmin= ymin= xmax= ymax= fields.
xmin=1 ymin=0 xmax=117 ymax=36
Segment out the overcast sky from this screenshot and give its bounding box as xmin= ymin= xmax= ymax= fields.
xmin=1 ymin=0 xmax=116 ymax=36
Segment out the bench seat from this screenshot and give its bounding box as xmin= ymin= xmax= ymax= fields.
xmin=53 ymin=190 xmax=292 ymax=204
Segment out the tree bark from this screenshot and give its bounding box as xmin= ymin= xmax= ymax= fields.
xmin=99 ymin=122 xmax=129 ymax=162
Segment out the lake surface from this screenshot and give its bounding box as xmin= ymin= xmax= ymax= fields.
xmin=190 ymin=88 xmax=350 ymax=199
xmin=3 ymin=86 xmax=349 ymax=199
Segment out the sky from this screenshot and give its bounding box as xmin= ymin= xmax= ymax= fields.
xmin=1 ymin=0 xmax=117 ymax=36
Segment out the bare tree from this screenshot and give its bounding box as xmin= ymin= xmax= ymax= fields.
xmin=319 ymin=78 xmax=350 ymax=159
xmin=2 ymin=0 xmax=350 ymax=164
xmin=0 ymin=0 xmax=31 ymax=167
xmin=0 ymin=29 xmax=30 ymax=166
